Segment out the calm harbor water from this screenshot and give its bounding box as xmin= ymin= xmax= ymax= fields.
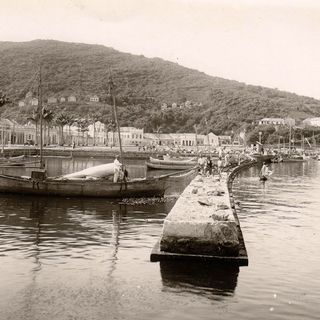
xmin=0 ymin=158 xmax=319 ymax=320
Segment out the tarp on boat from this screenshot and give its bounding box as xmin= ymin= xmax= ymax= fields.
xmin=63 ymin=163 xmax=115 ymax=179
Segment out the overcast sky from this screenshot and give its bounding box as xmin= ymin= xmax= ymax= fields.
xmin=1 ymin=0 xmax=320 ymax=99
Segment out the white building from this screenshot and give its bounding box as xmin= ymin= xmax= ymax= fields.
xmin=88 ymin=121 xmax=106 ymax=145
xmin=18 ymin=101 xmax=25 ymax=107
xmin=302 ymin=117 xmax=320 ymax=127
xmin=259 ymin=118 xmax=285 ymax=125
xmin=89 ymin=95 xmax=99 ymax=102
xmin=143 ymin=132 xmax=219 ymax=149
xmin=107 ymin=127 xmax=144 ymax=146
xmin=68 ymin=95 xmax=77 ymax=103
xmin=31 ymin=98 xmax=38 ymax=106
xmin=48 ymin=97 xmax=58 ymax=104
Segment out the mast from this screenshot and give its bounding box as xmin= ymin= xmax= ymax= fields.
xmin=38 ymin=65 xmax=44 ymax=169
xmin=288 ymin=124 xmax=292 ymax=154
xmin=108 ymin=74 xmax=124 ymax=165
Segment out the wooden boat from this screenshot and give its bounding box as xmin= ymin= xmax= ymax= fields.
xmin=146 ymin=161 xmax=197 ymax=170
xmin=150 ymin=156 xmax=196 ymax=165
xmin=147 ymin=156 xmax=197 ymax=170
xmin=0 ymin=155 xmax=40 ymax=168
xmin=282 ymin=154 xmax=307 ymax=162
xmin=251 ymin=153 xmax=274 ymax=163
xmin=0 ymin=169 xmax=195 ymax=198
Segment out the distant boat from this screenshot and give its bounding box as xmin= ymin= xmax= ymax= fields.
xmin=0 ymin=155 xmax=40 ymax=168
xmin=251 ymin=153 xmax=274 ymax=163
xmin=282 ymin=154 xmax=307 ymax=162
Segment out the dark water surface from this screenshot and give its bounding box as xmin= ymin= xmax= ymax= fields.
xmin=0 ymin=158 xmax=319 ymax=319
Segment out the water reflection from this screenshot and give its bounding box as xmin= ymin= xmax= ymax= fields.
xmin=160 ymin=261 xmax=239 ymax=299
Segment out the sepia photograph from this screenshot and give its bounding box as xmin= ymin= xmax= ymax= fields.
xmin=0 ymin=0 xmax=319 ymax=319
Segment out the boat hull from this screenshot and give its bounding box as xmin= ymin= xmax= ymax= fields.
xmin=0 ymin=174 xmax=168 ymax=198
xmin=149 ymin=157 xmax=197 ymax=166
xmin=146 ymin=161 xmax=196 ymax=170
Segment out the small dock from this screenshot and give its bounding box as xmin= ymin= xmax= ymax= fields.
xmin=151 ymin=161 xmax=255 ymax=266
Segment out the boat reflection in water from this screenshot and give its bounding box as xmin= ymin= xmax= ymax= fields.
xmin=160 ymin=260 xmax=239 ymax=299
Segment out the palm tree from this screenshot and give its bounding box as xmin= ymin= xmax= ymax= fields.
xmin=63 ymin=113 xmax=76 ymax=146
xmin=54 ymin=112 xmax=69 ymax=145
xmin=42 ymin=108 xmax=54 ymax=146
xmin=89 ymin=112 xmax=101 ymax=146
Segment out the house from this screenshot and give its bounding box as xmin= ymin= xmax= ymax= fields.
xmin=161 ymin=103 xmax=168 ymax=111
xmin=48 ymin=97 xmax=58 ymax=104
xmin=171 ymin=102 xmax=177 ymax=109
xmin=89 ymin=95 xmax=99 ymax=103
xmin=302 ymin=117 xmax=320 ymax=127
xmin=25 ymin=91 xmax=33 ymax=99
xmin=60 ymin=97 xmax=66 ymax=103
xmin=185 ymin=100 xmax=192 ymax=108
xmin=31 ymin=98 xmax=38 ymax=106
xmin=259 ymin=118 xmax=285 ymax=125
xmin=18 ymin=101 xmax=25 ymax=107
xmin=68 ymin=95 xmax=77 ymax=103
xmin=207 ymin=132 xmax=219 ymax=147
xmin=218 ymin=135 xmax=232 ymax=145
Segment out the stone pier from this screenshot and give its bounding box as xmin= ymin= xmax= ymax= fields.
xmin=151 ymin=162 xmax=253 ymax=265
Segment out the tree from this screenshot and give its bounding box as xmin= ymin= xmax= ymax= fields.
xmin=42 ymin=108 xmax=54 ymax=145
xmin=0 ymin=92 xmax=10 ymax=107
xmin=54 ymin=112 xmax=70 ymax=145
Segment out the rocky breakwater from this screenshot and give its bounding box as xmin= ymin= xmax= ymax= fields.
xmin=160 ymin=173 xmax=240 ymax=257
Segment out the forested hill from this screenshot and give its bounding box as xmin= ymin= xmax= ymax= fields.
xmin=0 ymin=39 xmax=320 ymax=135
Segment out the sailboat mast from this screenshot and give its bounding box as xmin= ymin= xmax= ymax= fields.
xmin=38 ymin=65 xmax=44 ymax=169
xmin=108 ymin=75 xmax=124 ymax=165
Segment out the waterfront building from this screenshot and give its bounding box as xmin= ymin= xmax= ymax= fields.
xmin=218 ymin=135 xmax=232 ymax=145
xmin=88 ymin=121 xmax=106 ymax=145
xmin=107 ymin=127 xmax=144 ymax=146
xmin=143 ymin=132 xmax=219 ymax=149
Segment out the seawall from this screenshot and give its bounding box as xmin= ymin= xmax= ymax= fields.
xmin=151 ymin=160 xmax=256 ymax=265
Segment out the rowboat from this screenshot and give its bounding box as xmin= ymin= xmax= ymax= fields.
xmin=0 ymin=169 xmax=195 ymax=198
xmin=150 ymin=156 xmax=196 ymax=165
xmin=0 ymin=155 xmax=40 ymax=168
xmin=147 ymin=156 xmax=197 ymax=170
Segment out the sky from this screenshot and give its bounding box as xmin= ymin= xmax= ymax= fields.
xmin=0 ymin=0 xmax=320 ymax=99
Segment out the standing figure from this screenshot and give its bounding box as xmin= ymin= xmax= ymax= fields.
xmin=113 ymin=155 xmax=122 ymax=183
xmin=217 ymin=157 xmax=223 ymax=176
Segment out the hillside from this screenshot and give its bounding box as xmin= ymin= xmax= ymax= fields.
xmin=0 ymin=39 xmax=320 ymax=135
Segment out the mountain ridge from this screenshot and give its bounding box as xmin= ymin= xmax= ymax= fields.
xmin=0 ymin=39 xmax=320 ymax=135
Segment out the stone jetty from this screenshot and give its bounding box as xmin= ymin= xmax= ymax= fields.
xmin=151 ymin=163 xmax=252 ymax=265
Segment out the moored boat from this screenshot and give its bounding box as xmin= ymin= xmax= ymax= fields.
xmin=147 ymin=156 xmax=197 ymax=170
xmin=251 ymin=153 xmax=274 ymax=163
xmin=0 ymin=168 xmax=196 ymax=198
xmin=146 ymin=161 xmax=197 ymax=170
